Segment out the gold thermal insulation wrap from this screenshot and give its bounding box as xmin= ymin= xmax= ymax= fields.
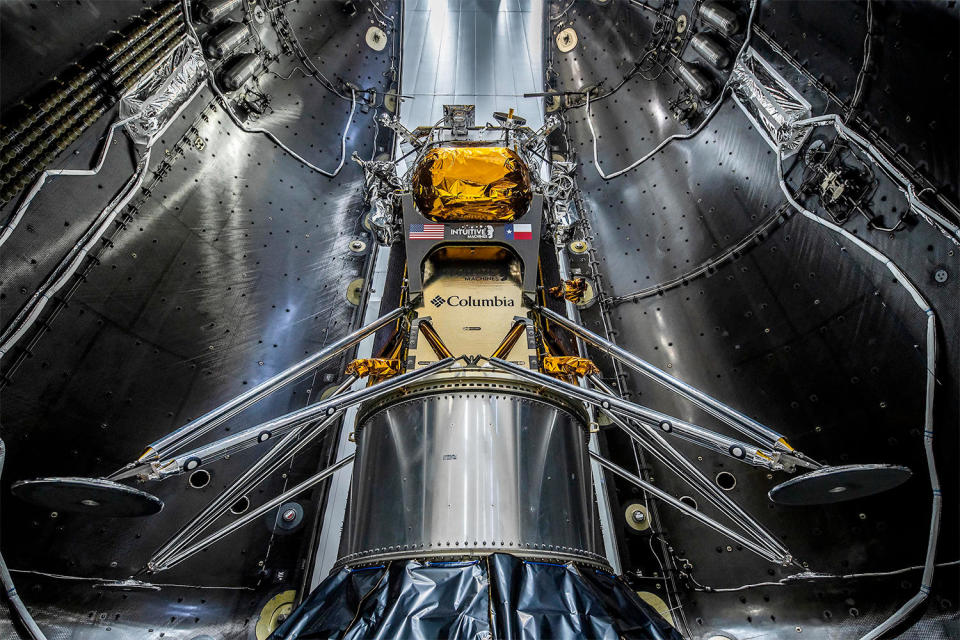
xmin=412 ymin=146 xmax=532 ymax=221
xmin=491 ymin=321 xmax=527 ymax=359
xmin=549 ymin=278 xmax=588 ymax=303
xmin=345 ymin=358 xmax=403 ymax=379
xmin=542 ymin=356 xmax=600 ymax=377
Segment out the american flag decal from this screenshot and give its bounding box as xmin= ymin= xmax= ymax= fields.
xmin=409 ymin=223 xmax=445 ymax=240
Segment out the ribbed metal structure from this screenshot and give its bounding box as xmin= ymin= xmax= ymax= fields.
xmin=339 ymin=383 xmax=605 ymax=566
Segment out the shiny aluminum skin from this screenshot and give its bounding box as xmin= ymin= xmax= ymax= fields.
xmin=337 ymin=378 xmax=605 ymax=566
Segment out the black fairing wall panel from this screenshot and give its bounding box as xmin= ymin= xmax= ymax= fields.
xmin=2 ymin=0 xmax=958 ymax=637
xmin=0 ymin=113 xmax=140 ymax=329
xmin=0 ymin=0 xmax=401 ymax=637
xmin=760 ymin=0 xmax=959 ymax=205
xmin=549 ymin=0 xmax=958 ymax=637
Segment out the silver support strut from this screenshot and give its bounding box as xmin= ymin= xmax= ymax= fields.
xmin=150 ymin=409 xmax=346 ymax=568
xmin=588 ymin=378 xmax=791 ymax=557
xmin=483 ymin=356 xmax=791 ymax=557
xmin=127 ymin=306 xmax=408 ymax=465
xmin=148 ymin=378 xmax=357 ymax=566
xmin=556 ymin=244 xmax=622 ymax=574
xmin=150 ymin=455 xmax=356 ymax=572
xmin=487 ymin=356 xmax=794 ymax=470
xmin=537 ymin=305 xmax=800 ymax=453
xmin=644 ymin=415 xmax=784 ymax=470
xmin=116 ymin=377 xmax=359 ymax=482
xmin=590 ymin=452 xmax=792 ymax=566
xmin=186 ymin=356 xmax=455 ymax=445
xmin=147 ymin=359 xmax=455 ymax=569
xmin=586 ymin=374 xmax=778 ymax=471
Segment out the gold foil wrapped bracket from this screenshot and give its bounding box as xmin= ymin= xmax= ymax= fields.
xmin=412 ymin=146 xmax=532 ymax=221
xmin=345 ymin=358 xmax=404 ymax=379
xmin=542 ymin=356 xmax=600 ymax=377
xmin=548 ymin=278 xmax=588 ymax=303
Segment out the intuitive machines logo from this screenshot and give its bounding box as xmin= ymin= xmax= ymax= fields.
xmin=448 ymin=224 xmax=494 ymax=239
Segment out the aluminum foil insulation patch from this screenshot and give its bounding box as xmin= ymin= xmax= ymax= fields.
xmin=120 ymin=40 xmax=206 ymax=146
xmin=358 ymin=158 xmax=402 ymax=245
xmin=730 ymin=48 xmax=812 ymax=156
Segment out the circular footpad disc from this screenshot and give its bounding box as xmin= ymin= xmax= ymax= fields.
xmin=11 ymin=477 xmax=163 ymax=517
xmin=769 ymin=464 xmax=912 ymax=506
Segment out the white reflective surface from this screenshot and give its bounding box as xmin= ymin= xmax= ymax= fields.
xmin=401 ymin=0 xmax=545 ymax=129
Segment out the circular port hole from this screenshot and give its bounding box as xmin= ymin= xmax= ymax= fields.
xmin=229 ymin=495 xmax=250 ymax=515
xmin=679 ymin=495 xmax=698 ymax=510
xmin=715 ymin=471 xmax=737 ymax=491
xmin=188 ymin=469 xmax=211 ymax=489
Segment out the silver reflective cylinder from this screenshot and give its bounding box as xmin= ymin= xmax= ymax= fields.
xmin=338 ymin=384 xmax=605 ymax=566
xmin=677 ymin=62 xmax=714 ymax=99
xmin=219 ymin=53 xmax=259 ymax=92
xmin=699 ymin=1 xmax=740 ymax=36
xmin=205 ymin=22 xmax=249 ymax=59
xmin=691 ymin=32 xmax=731 ymax=69
xmin=198 ymin=0 xmax=243 ymax=24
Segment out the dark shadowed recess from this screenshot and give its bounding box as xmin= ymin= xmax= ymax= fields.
xmin=0 ymin=0 xmax=401 ymax=637
xmin=546 ymin=0 xmax=958 ymax=637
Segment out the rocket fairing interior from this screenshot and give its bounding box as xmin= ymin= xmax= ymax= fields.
xmin=0 ymin=0 xmax=957 ymax=639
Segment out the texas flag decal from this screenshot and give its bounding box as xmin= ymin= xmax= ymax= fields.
xmin=505 ymin=223 xmax=532 ymax=240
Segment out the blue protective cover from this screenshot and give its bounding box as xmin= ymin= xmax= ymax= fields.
xmin=269 ymin=554 xmax=681 ymax=639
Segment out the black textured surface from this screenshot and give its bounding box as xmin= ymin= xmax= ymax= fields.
xmin=270 ymin=554 xmax=681 ymax=639
xmin=0 ymin=0 xmax=401 ymax=638
xmin=2 ymin=0 xmax=959 ymax=638
xmin=10 ymin=477 xmax=165 ymax=516
xmin=548 ymin=0 xmax=959 ymax=637
xmin=767 ymin=464 xmax=913 ymax=506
